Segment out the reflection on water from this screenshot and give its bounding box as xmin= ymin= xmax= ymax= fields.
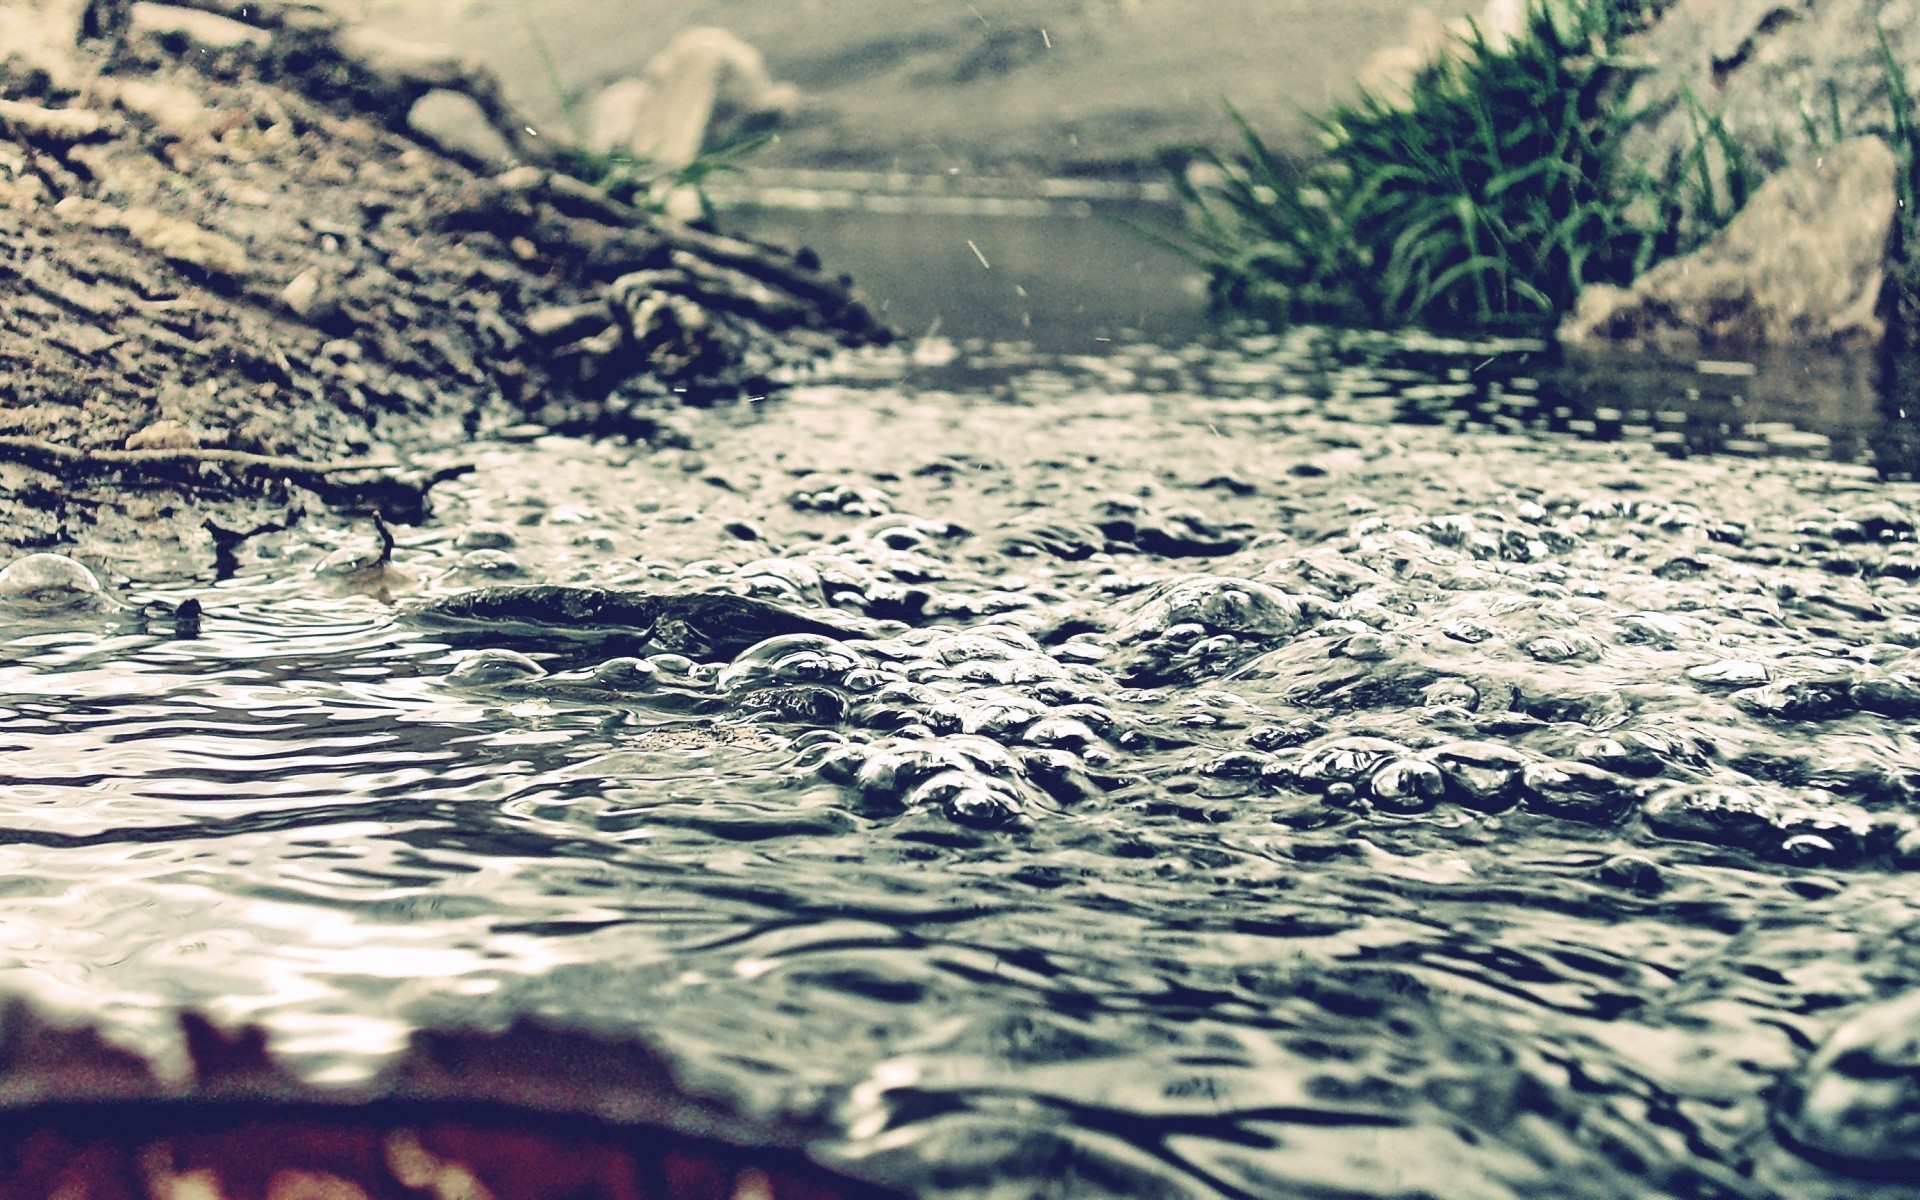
xmin=733 ymin=193 xmax=1920 ymax=478
xmin=728 ymin=202 xmax=1212 ymax=351
xmin=7 ymin=327 xmax=1920 ymax=1197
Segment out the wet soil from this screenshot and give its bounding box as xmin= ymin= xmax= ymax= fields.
xmin=1 ymin=4 xmax=882 ymax=575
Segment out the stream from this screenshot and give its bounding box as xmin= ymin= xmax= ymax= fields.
xmin=5 ymin=202 xmax=1920 ymax=1199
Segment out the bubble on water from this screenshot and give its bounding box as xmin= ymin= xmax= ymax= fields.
xmin=0 ymin=553 xmax=106 ymax=610
xmin=1118 ymin=575 xmax=1305 ymax=641
xmin=1279 ymin=736 xmax=1407 ymax=794
xmin=718 ymin=634 xmax=874 ymax=693
xmin=454 ymin=523 xmax=518 ymax=551
xmin=1367 ymin=758 xmax=1447 ymax=813
xmin=447 ymin=648 xmax=547 ymax=686
xmin=456 ymin=549 xmax=526 ymax=577
xmin=588 ymin=657 xmax=661 ymax=690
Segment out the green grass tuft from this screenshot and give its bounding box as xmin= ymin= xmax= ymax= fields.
xmin=1159 ymin=0 xmax=1708 ymax=333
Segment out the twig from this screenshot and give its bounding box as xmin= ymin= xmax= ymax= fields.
xmin=0 ymin=436 xmax=402 ymax=481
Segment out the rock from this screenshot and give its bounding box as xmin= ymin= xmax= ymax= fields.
xmin=335 ymin=26 xmax=472 ymax=92
xmin=118 ymin=206 xmax=250 ymax=279
xmin=128 ymin=2 xmax=270 ymax=51
xmin=0 ymin=0 xmax=87 ymax=90
xmin=0 ymin=96 xmax=108 ymax=144
xmin=1560 ymin=137 xmax=1897 ymax=351
xmin=1357 ymin=0 xmax=1531 ymax=109
xmin=1617 ymin=0 xmax=1920 ymax=246
xmin=0 ymin=552 xmax=106 ymax=609
xmin=111 ymin=78 xmax=211 ymax=142
xmin=1776 ymin=988 xmax=1920 ymax=1170
xmin=407 ymin=88 xmax=517 ymax=170
xmin=523 ymin=303 xmax=610 ymax=344
xmin=124 ymin=419 xmax=198 ymax=451
xmin=279 ymin=268 xmax=342 ymax=327
xmin=585 ymin=27 xmax=800 ymax=171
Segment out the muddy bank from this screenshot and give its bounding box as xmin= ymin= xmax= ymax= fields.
xmin=0 ymin=0 xmax=885 ymax=575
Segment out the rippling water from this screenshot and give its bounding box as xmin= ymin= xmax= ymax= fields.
xmin=7 ymin=329 xmax=1920 ymax=1199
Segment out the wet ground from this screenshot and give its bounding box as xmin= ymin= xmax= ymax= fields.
xmin=8 ymin=328 xmax=1920 ymax=1199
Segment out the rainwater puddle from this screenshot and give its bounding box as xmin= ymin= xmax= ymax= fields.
xmin=7 ymin=327 xmax=1920 ymax=1198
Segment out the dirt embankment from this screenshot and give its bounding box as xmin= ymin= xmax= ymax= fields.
xmin=0 ymin=0 xmax=886 ymax=575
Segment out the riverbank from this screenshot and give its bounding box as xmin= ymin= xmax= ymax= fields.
xmin=0 ymin=0 xmax=885 ymax=574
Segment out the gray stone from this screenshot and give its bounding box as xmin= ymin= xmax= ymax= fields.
xmin=584 ymin=27 xmax=799 ymax=171
xmin=407 ymin=88 xmax=517 ymax=170
xmin=1616 ymin=0 xmax=1917 ymax=240
xmin=1561 ymin=137 xmax=1897 ymax=351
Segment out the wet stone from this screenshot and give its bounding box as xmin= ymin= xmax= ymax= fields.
xmin=1428 ymin=741 xmax=1533 ymax=812
xmin=1366 ymin=757 xmax=1447 ymax=814
xmin=1519 ymin=760 xmax=1639 ymax=825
